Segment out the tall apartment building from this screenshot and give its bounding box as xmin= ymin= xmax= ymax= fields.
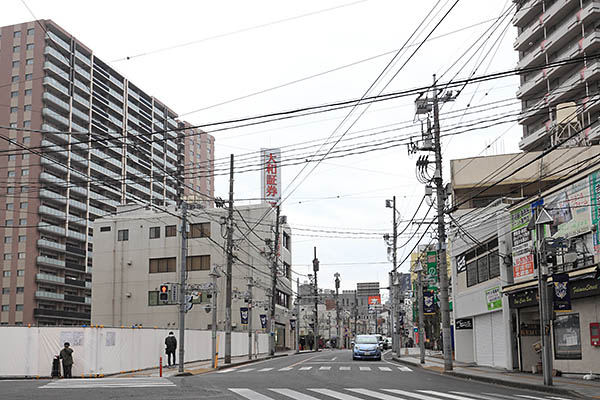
xmin=514 ymin=0 xmax=600 ymax=151
xmin=0 ymin=20 xmax=214 ymax=326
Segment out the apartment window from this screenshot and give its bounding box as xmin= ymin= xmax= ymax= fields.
xmin=2 ymin=288 xmax=9 ymax=294
xmin=17 ymin=270 xmax=24 ymax=277
xmin=18 ymin=219 xmax=26 ymax=226
xmin=3 ymin=254 xmax=11 ymax=260
xmin=8 ymin=155 xmax=16 ymax=161
xmin=6 ymin=203 xmax=13 ymax=211
xmin=23 ymin=120 xmax=31 ymax=128
xmin=5 ymin=220 xmax=13 ymax=227
xmin=149 ymin=257 xmax=176 ymax=273
xmin=12 ymin=61 xmax=20 ymax=69
xmin=24 ymin=89 xmax=32 ymax=96
xmin=1 ymin=305 xmax=8 ymax=311
xmin=18 ymin=236 xmax=26 ymax=242
xmin=9 ymin=123 xmax=17 ymax=129
xmin=276 ymin=290 xmax=290 ymax=308
xmin=15 ymin=304 xmax=23 ymax=311
xmin=10 ymin=91 xmax=18 ymax=98
xmin=12 ymin=46 xmax=20 ymax=53
xmin=283 ymin=262 xmax=291 ymax=278
xmin=2 ymin=271 xmax=10 ymax=277
xmin=117 ymin=229 xmax=129 ymax=241
xmin=22 ymin=154 xmax=28 ymax=160
xmin=27 ymin=28 xmax=34 ymax=36
xmin=165 ymin=225 xmax=176 ymax=237
xmin=463 ymin=238 xmax=500 ymax=287
xmin=14 ymin=31 xmax=21 ymax=38
xmin=24 ymin=105 xmax=32 ymax=111
xmin=10 ymin=106 xmax=18 ymax=113
xmin=186 ymin=255 xmax=210 ymax=271
xmin=21 ymin=169 xmax=29 ymax=176
xmin=18 ymin=253 xmax=25 ymax=260
xmin=100 ymin=226 xmax=111 ymax=232
xmin=23 ymin=137 xmax=30 ymax=145
xmin=189 ymin=222 xmax=210 ymax=238
xmin=16 ymin=287 xmax=24 ymax=293
xmin=283 ymin=232 xmax=291 ymax=250
xmin=20 ymin=202 xmax=27 ymax=210
xmin=26 ymin=58 xmax=33 ymax=65
xmin=149 ymin=226 xmax=160 ymax=239
xmin=4 ymin=237 xmax=11 ymax=244
xmin=25 ymin=74 xmax=32 ymax=81
xmin=6 ymin=187 xmax=14 ymax=194
xmin=26 ymin=44 xmax=34 ymax=51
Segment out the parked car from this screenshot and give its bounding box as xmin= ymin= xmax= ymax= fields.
xmin=385 ymin=337 xmax=392 ymax=349
xmin=352 ymin=335 xmax=382 ymax=361
xmin=375 ymin=334 xmax=385 ymax=350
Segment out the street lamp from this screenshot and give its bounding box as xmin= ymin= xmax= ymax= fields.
xmin=385 ymin=197 xmax=400 ymax=354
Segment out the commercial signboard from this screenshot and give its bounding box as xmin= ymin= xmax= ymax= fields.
xmin=426 ymin=251 xmax=438 ymax=284
xmin=455 ymin=318 xmax=473 ymax=330
xmin=511 ymin=204 xmax=534 ymax=279
xmin=552 ymin=273 xmax=572 ymax=312
xmin=368 ymin=295 xmax=381 ymax=306
xmin=485 ymin=286 xmax=502 ymax=311
xmin=261 ymin=148 xmax=281 ymax=207
xmin=544 ymin=177 xmax=590 ymax=239
xmin=589 ymin=171 xmax=600 ymax=255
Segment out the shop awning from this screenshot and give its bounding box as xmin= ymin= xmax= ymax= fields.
xmin=502 ymin=265 xmax=598 ymax=295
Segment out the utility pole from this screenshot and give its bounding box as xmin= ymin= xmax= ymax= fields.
xmin=295 ymin=277 xmax=300 ymax=353
xmin=313 ymin=247 xmax=319 ymax=351
xmin=247 ymin=276 xmax=253 ymax=360
xmin=269 ymin=206 xmax=281 ymax=356
xmin=416 ymin=262 xmax=425 ymax=364
xmin=177 ymin=201 xmax=188 ymax=374
xmin=210 ymin=265 xmax=220 ymax=368
xmin=353 ymin=290 xmax=357 ymax=336
xmin=535 ymin=206 xmax=554 ymax=385
xmin=224 ymin=154 xmax=235 ymax=364
xmin=431 ymin=74 xmax=453 ymax=371
xmin=334 ymin=272 xmax=340 ymax=349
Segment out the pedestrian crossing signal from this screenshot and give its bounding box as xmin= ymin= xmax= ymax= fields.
xmin=159 ymin=284 xmax=169 ymax=303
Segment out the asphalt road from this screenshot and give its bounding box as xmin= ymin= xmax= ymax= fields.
xmin=0 ymin=350 xmax=577 ymax=400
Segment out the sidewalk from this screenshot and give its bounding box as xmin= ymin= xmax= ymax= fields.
xmin=119 ymin=350 xmax=314 ymax=378
xmin=392 ymin=348 xmax=600 ymax=399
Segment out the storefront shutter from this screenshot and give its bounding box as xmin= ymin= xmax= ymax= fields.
xmin=491 ymin=310 xmax=506 ymax=368
xmin=475 ymin=314 xmax=493 ymax=366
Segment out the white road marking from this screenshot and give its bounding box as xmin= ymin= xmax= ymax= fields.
xmin=340 ymin=366 xmax=351 ymax=370
xmin=359 ymin=366 xmax=371 ymax=371
xmin=547 ymin=397 xmax=573 ymax=400
xmin=482 ymin=393 xmax=517 ymax=400
xmin=319 ymin=366 xmax=331 ymax=370
xmin=451 ymin=391 xmax=507 ymax=400
xmin=348 ymin=388 xmax=409 ymax=399
xmin=378 ymin=366 xmax=392 ymax=371
xmin=239 ymin=368 xmax=254 ymax=373
xmin=278 ymin=367 xmax=293 ymax=371
xmin=40 ymin=378 xmax=175 ymax=389
xmin=270 ymin=388 xmax=321 ymax=400
xmin=308 ymin=388 xmax=366 ymax=400
xmin=516 ymin=396 xmax=557 ymax=400
xmin=331 ymin=357 xmax=337 ymax=361
xmin=229 ymin=388 xmax=274 ymax=400
xmin=384 ymin=389 xmax=445 ymax=400
xmin=258 ymin=368 xmax=273 ymax=372
xmin=217 ymin=369 xmax=234 ymax=373
xmin=299 ymin=366 xmax=312 ymax=371
xmin=398 ymin=366 xmax=412 ymax=372
xmin=419 ymin=390 xmax=482 ymax=400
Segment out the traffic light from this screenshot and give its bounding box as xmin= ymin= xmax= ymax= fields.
xmin=159 ymin=284 xmax=169 ymax=304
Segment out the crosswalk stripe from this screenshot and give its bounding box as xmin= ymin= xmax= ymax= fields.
xmin=450 ymin=391 xmax=505 ymax=400
xmin=384 ymin=389 xmax=445 ymax=400
xmin=239 ymin=368 xmax=255 ymax=373
xmin=299 ymin=366 xmax=313 ymax=371
xmin=378 ymin=367 xmax=392 ymax=371
xmin=359 ymin=366 xmax=371 ymax=371
xmin=40 ymin=378 xmax=175 ymax=389
xmin=278 ymin=367 xmax=293 ymax=371
xmin=270 ymin=388 xmax=321 ymax=400
xmin=515 ymin=396 xmax=554 ymax=400
xmin=347 ymin=388 xmax=408 ymax=399
xmin=398 ymin=366 xmax=412 ymax=372
xmin=419 ymin=390 xmax=479 ymax=400
xmin=319 ymin=366 xmax=331 ymax=370
xmin=309 ymin=388 xmax=367 ymax=399
xmin=483 ymin=394 xmax=520 ymax=400
xmin=258 ymin=368 xmax=273 ymax=372
xmin=340 ymin=366 xmax=351 ymax=370
xmin=548 ymin=397 xmax=572 ymax=400
xmin=229 ymin=388 xmax=274 ymax=400
xmin=217 ymin=369 xmax=233 ymax=373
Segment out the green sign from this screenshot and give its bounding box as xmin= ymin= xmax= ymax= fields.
xmin=426 ymin=251 xmax=438 ymax=283
xmin=590 ymin=171 xmax=600 ymax=255
xmin=485 ymin=286 xmax=502 ymax=311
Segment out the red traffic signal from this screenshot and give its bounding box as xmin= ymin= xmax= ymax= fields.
xmin=159 ymin=284 xmax=169 ymax=303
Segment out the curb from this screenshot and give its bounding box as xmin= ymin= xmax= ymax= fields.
xmin=391 ymin=357 xmax=584 ymax=399
xmin=214 ymin=353 xmax=290 ymax=372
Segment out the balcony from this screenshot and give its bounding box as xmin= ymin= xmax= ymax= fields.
xmin=72 ymin=106 xmax=90 ymax=123
xmin=40 ymin=172 xmax=66 ymax=186
xmin=64 ymin=294 xmax=85 ymax=303
xmin=519 ymin=122 xmax=550 ymax=151
xmin=36 ymin=291 xmax=64 ymax=300
xmin=70 ymin=184 xmax=88 ymax=197
xmin=37 ymin=239 xmax=66 ymax=252
xmin=38 ymin=204 xmax=66 ymax=220
xmin=68 ymin=198 xmax=87 ymax=212
xmin=75 ymin=49 xmax=91 ymax=67
xmin=46 ymin=31 xmax=71 ymax=53
xmin=73 ymin=93 xmax=90 ymax=108
xmin=74 ymin=79 xmax=90 ymax=94
xmin=38 ymin=221 xmax=66 ymax=237
xmin=37 ymin=256 xmax=65 ymax=268
xmin=42 ymin=77 xmax=69 ymax=97
xmin=513 ymin=0 xmax=542 ymax=27
xmin=43 ymin=46 xmax=69 ymax=67
xmin=43 ymin=61 xmax=69 ymax=82
xmin=36 ymin=273 xmax=64 ymax=284
xmin=74 ymin=65 xmax=91 ymax=81
xmin=66 ymin=245 xmax=86 ymax=256
xmin=513 ymin=16 xmax=543 ymax=52
xmin=39 ymin=189 xmax=68 ymax=205
xmin=71 ymin=120 xmax=89 ymax=134
xmin=68 ymin=213 xmax=87 ymax=228
xmin=34 ymin=308 xmax=90 ymax=320
xmin=42 ymin=107 xmax=69 ymax=128
xmin=66 ymin=229 xmax=86 ymax=242
xmin=65 ymin=260 xmax=86 ymax=272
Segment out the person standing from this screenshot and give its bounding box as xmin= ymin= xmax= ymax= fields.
xmin=165 ymin=332 xmax=177 ymax=367
xmin=59 ymin=342 xmax=73 ymax=378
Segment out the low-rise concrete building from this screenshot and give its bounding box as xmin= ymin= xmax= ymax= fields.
xmin=91 ymin=203 xmax=294 ymax=350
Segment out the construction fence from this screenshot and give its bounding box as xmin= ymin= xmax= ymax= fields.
xmin=0 ymin=326 xmax=269 ymax=377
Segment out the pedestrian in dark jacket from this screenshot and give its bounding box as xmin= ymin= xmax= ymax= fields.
xmin=165 ymin=332 xmax=177 ymax=367
xmin=59 ymin=342 xmax=73 ymax=378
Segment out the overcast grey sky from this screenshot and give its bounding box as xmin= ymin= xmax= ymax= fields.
xmin=3 ymin=0 xmax=521 ymax=294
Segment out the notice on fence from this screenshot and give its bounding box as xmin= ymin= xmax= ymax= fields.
xmin=105 ymin=332 xmax=116 ymax=346
xmin=60 ymin=331 xmax=84 ymax=346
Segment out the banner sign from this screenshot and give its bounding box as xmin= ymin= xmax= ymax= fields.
xmin=485 ymin=286 xmax=502 ymax=311
xmin=545 ymin=178 xmax=590 ymax=239
xmin=455 ymin=318 xmax=473 ymax=330
xmin=240 ymin=307 xmax=249 ymax=325
xmin=423 ymin=291 xmax=436 ymax=315
xmin=259 ymin=314 xmax=267 ymax=329
xmin=511 ymin=204 xmax=534 ymax=279
xmin=589 ymin=171 xmax=600 ymax=255
xmin=552 ymin=273 xmax=572 ymax=312
xmin=368 ymin=295 xmax=381 ymax=306
xmin=427 ymin=251 xmax=438 ymax=283
xmin=261 ymin=148 xmax=281 ymax=207
xmin=290 ymin=319 xmax=296 ymax=330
